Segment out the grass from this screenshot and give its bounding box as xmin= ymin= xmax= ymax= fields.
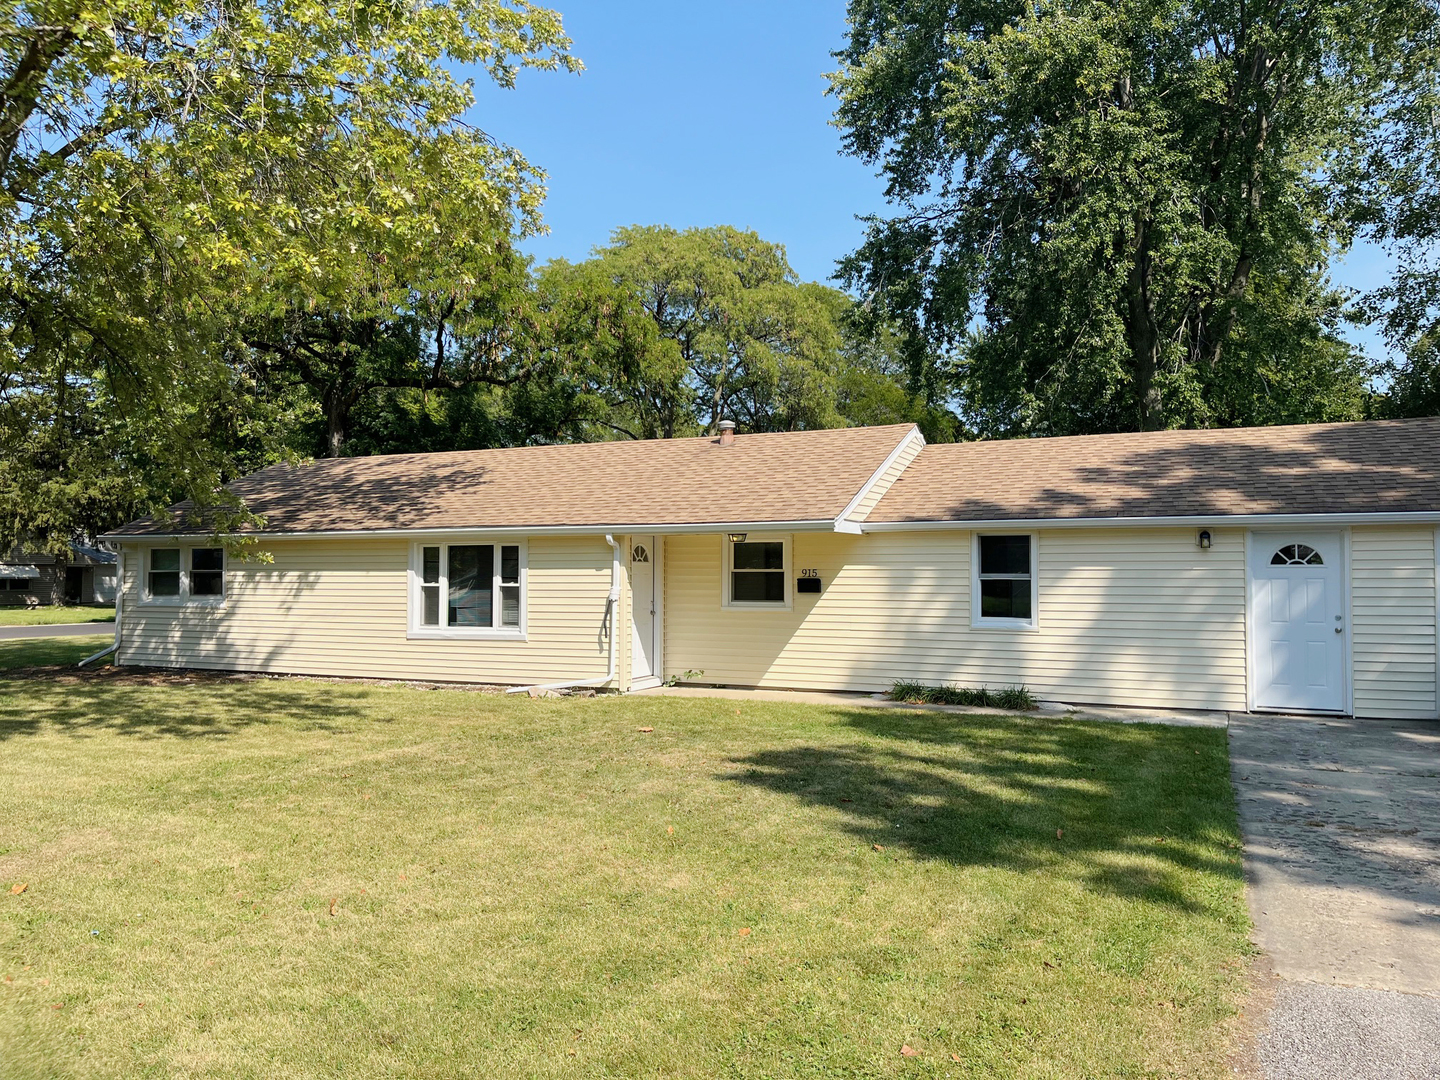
xmin=0 ymin=636 xmax=112 ymax=671
xmin=0 ymin=667 xmax=1252 ymax=1079
xmin=0 ymin=606 xmax=114 ymax=627
xmin=891 ymin=680 xmax=1039 ymax=711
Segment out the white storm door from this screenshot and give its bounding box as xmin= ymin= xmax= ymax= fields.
xmin=630 ymin=537 xmax=660 ymax=688
xmin=1250 ymin=533 xmax=1345 ymax=712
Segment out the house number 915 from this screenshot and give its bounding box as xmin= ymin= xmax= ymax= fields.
xmin=799 ymin=568 xmax=820 ymax=578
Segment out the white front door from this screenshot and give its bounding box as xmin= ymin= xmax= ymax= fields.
xmin=630 ymin=536 xmax=660 ymax=689
xmin=1250 ymin=532 xmax=1346 ymax=713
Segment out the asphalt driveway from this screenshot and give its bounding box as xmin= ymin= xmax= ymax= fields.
xmin=1230 ymin=715 xmax=1440 ymax=1078
xmin=0 ymin=623 xmax=113 ymax=640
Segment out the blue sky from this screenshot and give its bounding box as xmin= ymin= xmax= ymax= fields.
xmin=469 ymin=0 xmax=1393 ymax=360
xmin=468 ymin=1 xmax=883 ymax=283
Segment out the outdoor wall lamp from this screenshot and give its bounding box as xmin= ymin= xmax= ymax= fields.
xmin=1197 ymin=529 xmax=1212 ymax=550
xmin=726 ymin=533 xmax=747 ymax=544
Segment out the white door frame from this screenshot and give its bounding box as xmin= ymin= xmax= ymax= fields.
xmin=1246 ymin=528 xmax=1352 ymax=715
xmin=628 ymin=535 xmax=663 ymax=691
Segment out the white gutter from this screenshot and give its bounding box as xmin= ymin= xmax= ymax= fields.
xmin=506 ymin=533 xmax=622 ymax=695
xmin=858 ymin=511 xmax=1440 ymax=532
xmin=832 ymin=425 xmax=925 ymax=535
xmin=79 ymin=547 xmax=122 ymax=668
xmin=103 ymin=519 xmax=836 ymax=543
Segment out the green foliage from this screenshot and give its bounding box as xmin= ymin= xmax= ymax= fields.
xmin=830 ymin=0 xmax=1433 ymax=434
xmin=890 ymin=681 xmax=1039 ymax=711
xmin=532 ymin=224 xmax=950 ymax=441
xmin=0 ymin=0 xmax=578 ymax=547
xmin=336 ymin=225 xmax=949 ymax=456
xmin=545 ymin=225 xmax=851 ymax=438
xmin=1364 ymin=13 xmax=1440 ymax=417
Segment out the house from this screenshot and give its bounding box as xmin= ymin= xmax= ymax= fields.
xmin=101 ymin=417 xmax=1440 ymax=718
xmin=1 ymin=544 xmax=118 ymax=607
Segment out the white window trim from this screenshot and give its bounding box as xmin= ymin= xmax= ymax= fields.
xmin=408 ymin=539 xmax=528 ymax=640
xmin=721 ymin=534 xmax=792 ymax=611
xmin=138 ymin=545 xmax=227 ymax=607
xmin=970 ymin=532 xmax=1038 ymax=631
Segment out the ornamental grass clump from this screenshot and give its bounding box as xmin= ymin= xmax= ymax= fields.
xmin=889 ymin=680 xmax=1038 ymax=711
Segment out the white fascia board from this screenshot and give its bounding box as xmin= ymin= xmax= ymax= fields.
xmin=859 ymin=511 xmax=1440 ymax=532
xmin=831 ymin=424 xmax=926 ymax=533
xmin=104 ymin=519 xmax=839 ymax=543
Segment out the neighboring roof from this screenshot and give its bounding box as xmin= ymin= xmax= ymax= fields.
xmin=867 ymin=417 xmax=1440 ymax=523
xmin=2 ymin=543 xmax=115 ymax=566
xmin=70 ymin=543 xmax=116 ymax=565
xmin=108 ymin=425 xmax=919 ymax=537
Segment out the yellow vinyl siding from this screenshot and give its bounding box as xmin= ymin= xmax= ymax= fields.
xmin=848 ymin=432 xmax=924 ymax=523
xmin=1350 ymin=526 xmax=1438 ymax=719
xmin=665 ymin=528 xmax=1249 ymax=710
xmin=117 ymin=536 xmax=614 ymax=686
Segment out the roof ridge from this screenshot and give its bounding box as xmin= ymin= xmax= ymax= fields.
xmin=258 ymin=423 xmax=921 ymax=470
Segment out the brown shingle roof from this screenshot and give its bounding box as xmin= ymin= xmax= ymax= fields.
xmin=109 ymin=425 xmax=917 ymax=536
xmin=866 ymin=418 xmax=1440 ymax=523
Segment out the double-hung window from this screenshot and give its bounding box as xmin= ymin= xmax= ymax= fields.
xmin=723 ymin=536 xmax=790 ymax=608
xmin=144 ymin=547 xmax=225 ymax=603
xmin=973 ymin=534 xmax=1036 ymax=628
xmin=412 ymin=542 xmax=525 ymax=638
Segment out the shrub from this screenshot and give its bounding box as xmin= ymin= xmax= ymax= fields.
xmin=888 ymin=681 xmax=1038 ymax=711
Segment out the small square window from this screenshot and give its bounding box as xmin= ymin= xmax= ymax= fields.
xmin=148 ymin=549 xmax=181 ymax=597
xmin=975 ymin=535 xmax=1035 ymax=625
xmin=727 ymin=539 xmax=788 ymax=606
xmin=190 ymin=548 xmax=224 ymax=597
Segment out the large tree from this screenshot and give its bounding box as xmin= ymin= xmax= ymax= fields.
xmin=544 ymin=225 xmax=883 ymax=439
xmin=0 ymin=0 xmax=575 ymax=547
xmin=830 ymin=0 xmax=1434 ymax=435
xmin=1365 ymin=13 xmax=1440 ymax=418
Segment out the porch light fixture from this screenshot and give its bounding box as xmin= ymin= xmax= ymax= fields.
xmin=726 ymin=533 xmax=747 ymax=544
xmin=1197 ymin=529 xmax=1212 ymax=550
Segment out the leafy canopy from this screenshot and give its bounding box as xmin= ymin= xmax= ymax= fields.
xmin=831 ymin=0 xmax=1436 ymax=434
xmin=0 ymin=0 xmax=576 ymax=549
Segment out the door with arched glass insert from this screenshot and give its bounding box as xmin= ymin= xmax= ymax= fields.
xmin=1248 ymin=532 xmax=1345 ymax=712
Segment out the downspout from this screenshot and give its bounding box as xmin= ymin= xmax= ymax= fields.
xmin=79 ymin=547 xmax=122 ymax=668
xmin=506 ymin=533 xmax=622 ymax=694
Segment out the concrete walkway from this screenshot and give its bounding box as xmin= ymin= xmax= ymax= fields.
xmin=0 ymin=623 xmax=113 ymax=640
xmin=631 ymin=684 xmax=1228 ymax=726
xmin=1230 ymin=715 xmax=1440 ymax=1078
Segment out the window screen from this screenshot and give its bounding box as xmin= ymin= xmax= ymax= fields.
xmin=421 ymin=546 xmax=441 ymax=625
xmin=499 ymin=545 xmax=521 ymax=627
xmin=148 ymin=549 xmax=181 ymax=597
xmin=978 ymin=535 xmax=1032 ymax=621
xmin=731 ymin=541 xmax=785 ymax=604
xmin=190 ymin=548 xmax=224 ymax=596
xmin=448 ymin=545 xmax=494 ymax=627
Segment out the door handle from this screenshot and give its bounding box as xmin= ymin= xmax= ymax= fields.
xmin=1334 ymin=626 xmax=1343 ymax=634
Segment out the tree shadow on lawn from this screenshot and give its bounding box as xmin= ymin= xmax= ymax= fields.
xmin=721 ymin=707 xmax=1242 ymax=914
xmin=0 ymin=671 xmax=372 ymax=741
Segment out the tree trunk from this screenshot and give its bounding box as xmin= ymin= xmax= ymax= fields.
xmin=321 ymin=381 xmax=362 ymax=457
xmin=1125 ymin=216 xmax=1163 ymax=430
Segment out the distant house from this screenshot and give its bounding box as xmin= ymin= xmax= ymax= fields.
xmin=1 ymin=544 xmax=117 ymax=607
xmin=102 ymin=418 xmax=1440 ymax=718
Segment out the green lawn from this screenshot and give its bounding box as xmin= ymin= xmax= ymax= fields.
xmin=0 ymin=606 xmax=114 ymax=627
xmin=0 ymin=665 xmax=1252 ymax=1079
xmin=0 ymin=637 xmax=113 ymax=671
